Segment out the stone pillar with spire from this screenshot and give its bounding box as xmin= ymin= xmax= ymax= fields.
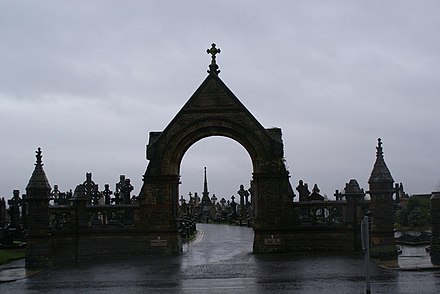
xmin=368 ymin=138 xmax=397 ymax=260
xmin=25 ymin=147 xmax=52 ymax=269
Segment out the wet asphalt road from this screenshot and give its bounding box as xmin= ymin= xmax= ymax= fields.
xmin=1 ymin=223 xmax=440 ymax=293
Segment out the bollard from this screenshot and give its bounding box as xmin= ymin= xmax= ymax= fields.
xmin=361 ymin=216 xmax=371 ymax=294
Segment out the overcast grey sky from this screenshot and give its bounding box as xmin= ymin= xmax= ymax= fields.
xmin=1 ymin=1 xmax=439 ymax=201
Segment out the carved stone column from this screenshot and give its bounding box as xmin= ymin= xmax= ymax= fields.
xmin=25 ymin=148 xmax=51 ymax=269
xmin=72 ymin=184 xmax=89 ymax=229
xmin=344 ymin=179 xmax=365 ymax=251
xmin=344 ymin=180 xmax=365 ymax=223
xmin=368 ymin=139 xmax=397 ymax=260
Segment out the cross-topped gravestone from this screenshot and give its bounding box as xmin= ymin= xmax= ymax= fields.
xmin=207 ymin=43 xmax=221 ymax=75
xmin=237 ymin=184 xmax=250 ymax=205
xmin=211 ymin=194 xmax=217 ymax=205
xmin=8 ymin=190 xmax=22 ymax=228
xmin=0 ymin=198 xmax=6 ymax=226
xmin=230 ymin=195 xmax=237 ymax=214
xmin=102 ymin=184 xmax=113 ymax=205
xmin=120 ymin=178 xmax=134 ymax=204
xmin=82 ymin=173 xmax=100 ymax=205
xmin=51 ymin=185 xmax=61 ymax=205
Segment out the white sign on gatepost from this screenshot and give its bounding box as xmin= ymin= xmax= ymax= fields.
xmin=151 ymin=236 xmax=168 ymax=247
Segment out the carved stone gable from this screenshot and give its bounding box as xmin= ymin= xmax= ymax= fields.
xmin=184 ymin=76 xmax=237 ymax=110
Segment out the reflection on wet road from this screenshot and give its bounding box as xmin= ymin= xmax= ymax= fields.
xmin=1 ymin=224 xmax=440 ymax=293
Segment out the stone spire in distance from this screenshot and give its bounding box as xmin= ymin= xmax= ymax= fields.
xmin=201 ymin=167 xmax=211 ymax=205
xmin=203 ymin=167 xmax=209 ymax=195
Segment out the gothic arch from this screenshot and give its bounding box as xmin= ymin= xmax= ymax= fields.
xmin=164 ymin=119 xmax=267 ymax=175
xmin=138 ymin=55 xmax=295 ymax=252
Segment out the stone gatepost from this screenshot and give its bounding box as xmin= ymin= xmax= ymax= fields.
xmin=344 ymin=179 xmax=365 ymax=224
xmin=368 ymin=139 xmax=397 ymax=260
xmin=72 ymin=184 xmax=89 ymax=228
xmin=138 ymin=172 xmax=181 ymax=255
xmin=344 ymin=179 xmax=365 ymax=251
xmin=25 ymin=148 xmax=52 ymax=269
xmin=431 ymin=191 xmax=440 ymax=265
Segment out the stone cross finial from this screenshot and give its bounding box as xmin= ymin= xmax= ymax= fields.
xmin=207 ymin=43 xmax=221 ymax=75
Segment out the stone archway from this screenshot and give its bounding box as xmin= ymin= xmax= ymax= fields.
xmin=138 ymin=45 xmax=295 ymax=253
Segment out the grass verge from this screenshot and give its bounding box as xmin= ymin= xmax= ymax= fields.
xmin=0 ymin=249 xmax=26 ymax=265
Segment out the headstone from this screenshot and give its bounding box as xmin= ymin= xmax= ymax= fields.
xmin=120 ymin=178 xmax=134 ymax=204
xmin=115 ymin=175 xmax=125 ymax=203
xmin=308 ymin=184 xmax=324 ymax=201
xmin=237 ymin=185 xmax=250 ymax=219
xmin=8 ymin=190 xmax=22 ymax=228
xmin=82 ymin=173 xmax=100 ymax=205
xmin=102 ymin=184 xmax=113 ymax=205
xmin=193 ymin=192 xmax=200 ymax=207
xmin=51 ymin=185 xmax=61 ymax=205
xmin=220 ymin=198 xmax=226 ymax=210
xmin=112 ymin=189 xmax=122 ymax=205
xmin=230 ymin=195 xmax=237 ymax=219
xmin=296 ymin=180 xmax=310 ymax=202
xmin=0 ymin=197 xmax=6 ymax=226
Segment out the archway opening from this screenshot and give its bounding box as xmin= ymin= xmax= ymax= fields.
xmin=178 ymin=136 xmax=254 ymax=251
xmin=180 ymin=136 xmax=253 ymax=204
